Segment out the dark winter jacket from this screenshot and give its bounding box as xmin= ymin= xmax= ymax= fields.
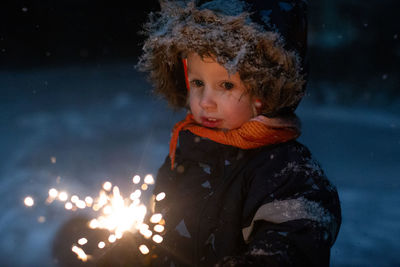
xmin=149 ymin=130 xmax=341 ymax=266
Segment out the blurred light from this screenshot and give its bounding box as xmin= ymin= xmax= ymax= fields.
xmin=103 ymin=181 xmax=112 ymax=191
xmin=155 ymin=192 xmax=166 ymax=201
xmin=49 ymin=188 xmax=58 ymax=198
xmin=71 ymin=195 xmax=79 ymax=203
xmin=152 ymin=234 xmax=163 ymax=243
xmin=108 ymin=235 xmax=117 ymax=243
xmin=98 ymin=241 xmax=106 ymax=249
xmin=65 ymin=202 xmax=73 ymax=210
xmin=130 ymin=189 xmax=141 ymax=200
xmin=132 ymin=175 xmax=141 ymax=184
xmin=76 ymin=200 xmax=86 ymax=209
xmin=144 ymin=174 xmax=154 ymax=185
xmin=58 ymin=192 xmax=68 ymax=202
xmin=85 ymin=196 xmax=93 ymax=206
xmin=89 ymin=219 xmax=99 ymax=229
xmin=72 ymin=246 xmax=88 ymax=262
xmin=150 ymin=214 xmax=162 ymax=224
xmin=139 ymin=245 xmax=149 ymax=255
xmin=141 ymin=184 xmax=148 ymax=191
xmin=154 ymin=225 xmax=164 ymax=233
xmin=38 ymin=216 xmax=46 ymax=223
xmin=24 ymin=196 xmax=34 ymax=207
xmin=78 ymin=238 xmax=88 ymax=245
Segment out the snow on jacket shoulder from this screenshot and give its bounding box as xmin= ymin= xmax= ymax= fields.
xmin=152 ymin=130 xmax=341 ymax=267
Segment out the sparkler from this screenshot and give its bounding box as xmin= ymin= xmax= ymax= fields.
xmin=24 ymin=174 xmax=166 ymax=263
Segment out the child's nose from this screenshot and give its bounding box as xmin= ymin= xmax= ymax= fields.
xmin=199 ymin=87 xmax=217 ymax=111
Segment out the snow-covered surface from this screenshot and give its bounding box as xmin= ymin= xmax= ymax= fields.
xmin=0 ymin=63 xmax=399 ymax=266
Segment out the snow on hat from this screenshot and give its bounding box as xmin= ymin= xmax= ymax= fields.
xmin=137 ymin=0 xmax=307 ymax=117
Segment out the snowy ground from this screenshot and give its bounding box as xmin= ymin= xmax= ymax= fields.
xmin=0 ymin=63 xmax=399 ymax=266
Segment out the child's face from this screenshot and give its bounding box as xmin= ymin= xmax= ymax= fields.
xmin=187 ymin=53 xmax=255 ymax=130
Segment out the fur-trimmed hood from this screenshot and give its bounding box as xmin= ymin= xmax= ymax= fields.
xmin=137 ymin=0 xmax=308 ymax=117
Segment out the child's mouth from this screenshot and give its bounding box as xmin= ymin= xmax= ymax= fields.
xmin=201 ymin=117 xmax=221 ymax=128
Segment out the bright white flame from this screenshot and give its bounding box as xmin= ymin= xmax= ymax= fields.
xmin=108 ymin=235 xmax=117 ymax=243
xmin=49 ymin=188 xmax=58 ymax=198
xmin=150 ymin=213 xmax=162 ymax=224
xmin=132 ymin=175 xmax=141 ymax=184
xmin=24 ymin=196 xmax=34 ymax=207
xmin=98 ymin=241 xmax=106 ymax=249
xmin=152 ymin=234 xmax=163 ymax=243
xmin=154 ymin=225 xmax=165 ymax=233
xmin=65 ymin=202 xmax=73 ymax=210
xmin=72 ymin=245 xmax=88 ymax=262
xmin=130 ymin=189 xmax=141 ymax=200
xmin=144 ymin=174 xmax=154 ymax=185
xmin=58 ymin=192 xmax=68 ymax=202
xmin=103 ymin=181 xmax=112 ymax=191
xmin=139 ymin=244 xmax=149 ymax=255
xmin=78 ymin=238 xmax=88 ymax=245
xmin=155 ymin=192 xmax=166 ymax=201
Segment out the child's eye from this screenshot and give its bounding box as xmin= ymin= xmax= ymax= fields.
xmin=221 ymin=82 xmax=235 ymax=90
xmin=190 ymin=79 xmax=204 ymax=88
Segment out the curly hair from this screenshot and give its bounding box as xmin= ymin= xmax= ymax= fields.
xmin=137 ymin=1 xmax=305 ymax=117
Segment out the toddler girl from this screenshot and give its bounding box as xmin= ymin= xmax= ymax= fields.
xmin=100 ymin=1 xmax=341 ymax=266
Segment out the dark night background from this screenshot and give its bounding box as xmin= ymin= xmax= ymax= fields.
xmin=0 ymin=1 xmax=399 ymax=266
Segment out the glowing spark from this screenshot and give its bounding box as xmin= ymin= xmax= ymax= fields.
xmin=38 ymin=216 xmax=46 ymax=223
xmin=78 ymin=238 xmax=88 ymax=245
xmin=89 ymin=219 xmax=99 ymax=229
xmin=132 ymin=175 xmax=141 ymax=184
xmin=27 ymin=173 xmax=166 ymax=261
xmin=132 ymin=198 xmax=140 ymax=206
xmin=154 ymin=225 xmax=164 ymax=233
xmin=130 ymin=189 xmax=141 ymax=200
xmin=155 ymin=192 xmax=166 ymax=201
xmin=103 ymin=205 xmax=112 ymax=215
xmin=98 ymin=241 xmax=106 ymax=249
xmin=76 ymin=200 xmax=86 ymax=209
xmin=141 ymin=184 xmax=148 ymax=191
xmin=103 ymin=181 xmax=112 ymax=191
xmin=58 ymin=192 xmax=68 ymax=202
xmin=115 ymin=230 xmax=123 ymax=239
xmin=65 ymin=202 xmax=73 ymax=210
xmin=139 ymin=244 xmax=149 ymax=255
xmin=71 ymin=195 xmax=79 ymax=203
xmin=24 ymin=196 xmax=34 ymax=207
xmin=72 ymin=245 xmax=88 ymax=262
xmin=108 ymin=234 xmax=117 ymax=243
xmin=152 ymin=234 xmax=163 ymax=243
xmin=85 ymin=196 xmax=93 ymax=206
xmin=49 ymin=188 xmax=58 ymax=198
xmin=144 ymin=174 xmax=155 ymax=185
xmin=150 ymin=213 xmax=162 ymax=224
xmin=140 ymin=229 xmax=152 ymax=239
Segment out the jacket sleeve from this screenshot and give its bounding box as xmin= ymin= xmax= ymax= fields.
xmin=217 ymin=154 xmax=341 ymax=267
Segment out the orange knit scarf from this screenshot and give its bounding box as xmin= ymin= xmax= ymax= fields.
xmin=169 ymin=113 xmax=301 ymax=170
